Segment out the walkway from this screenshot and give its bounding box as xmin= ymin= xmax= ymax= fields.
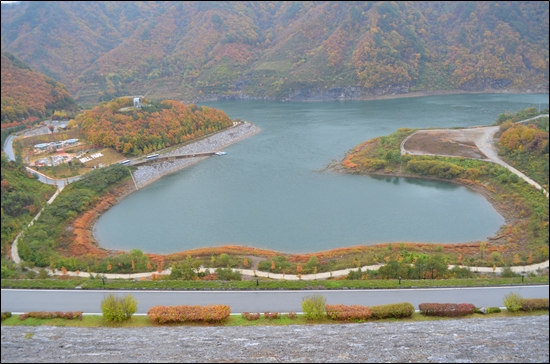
xmin=11 ymin=186 xmax=65 ymax=264
xmin=27 ymin=260 xmax=550 ymax=281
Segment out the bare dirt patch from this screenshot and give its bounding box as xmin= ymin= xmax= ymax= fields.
xmin=404 ymin=129 xmax=488 ymax=159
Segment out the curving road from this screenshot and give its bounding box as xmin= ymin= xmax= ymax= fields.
xmin=2 ymin=285 xmax=548 ymax=314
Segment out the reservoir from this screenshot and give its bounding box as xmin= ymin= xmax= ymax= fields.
xmin=94 ymin=93 xmax=549 ymax=254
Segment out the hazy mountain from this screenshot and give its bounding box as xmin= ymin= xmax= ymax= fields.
xmin=2 ymin=1 xmax=548 ymax=103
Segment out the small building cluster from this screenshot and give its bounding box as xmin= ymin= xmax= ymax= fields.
xmin=33 ymin=138 xmax=79 ymax=152
xmin=34 ymin=155 xmax=70 ymax=167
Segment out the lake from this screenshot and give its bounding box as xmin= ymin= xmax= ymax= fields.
xmin=93 ymin=93 xmax=549 ymax=254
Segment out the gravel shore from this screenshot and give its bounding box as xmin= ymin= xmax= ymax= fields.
xmin=2 ymin=315 xmax=548 ymax=363
xmin=133 ymin=122 xmax=260 ymax=188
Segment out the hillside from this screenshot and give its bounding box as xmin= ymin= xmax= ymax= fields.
xmin=1 ymin=52 xmax=77 ymax=130
xmin=74 ymin=97 xmax=233 ymax=156
xmin=1 ymin=1 xmax=548 ymax=104
xmin=0 ymin=153 xmax=55 ymax=255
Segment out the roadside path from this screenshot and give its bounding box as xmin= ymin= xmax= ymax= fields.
xmin=25 ymin=260 xmax=550 ymax=281
xmin=11 ymin=186 xmax=65 ymax=264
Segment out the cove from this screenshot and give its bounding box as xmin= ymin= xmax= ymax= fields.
xmin=93 ymin=93 xmax=549 ymax=254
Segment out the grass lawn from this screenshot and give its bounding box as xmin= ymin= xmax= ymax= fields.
xmin=2 ymin=276 xmax=548 ymax=290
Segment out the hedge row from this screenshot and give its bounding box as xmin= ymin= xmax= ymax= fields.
xmin=264 ymin=312 xmax=280 ymax=320
xmin=419 ymin=303 xmax=476 ymax=317
xmin=521 ymin=298 xmax=549 ymax=311
xmin=19 ymin=311 xmax=83 ymax=321
xmin=147 ymin=304 xmax=230 ymax=324
xmin=326 ymin=304 xmax=372 ymax=321
xmin=242 ymin=312 xmax=260 ymax=320
xmin=370 ymin=302 xmax=415 ymax=319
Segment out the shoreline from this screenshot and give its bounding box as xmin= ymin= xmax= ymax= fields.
xmin=79 ymin=95 xmax=545 ymax=265
xmin=131 ymin=122 xmax=261 ymax=189
xmin=190 ymin=88 xmax=548 ymax=104
xmin=330 ymin=166 xmax=516 ymax=244
xmin=89 ymin=122 xmax=261 ymax=249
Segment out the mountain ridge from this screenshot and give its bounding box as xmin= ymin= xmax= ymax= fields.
xmin=2 ymin=1 xmax=548 ymax=104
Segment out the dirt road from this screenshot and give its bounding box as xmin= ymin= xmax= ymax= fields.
xmin=401 ymin=114 xmax=549 ymax=197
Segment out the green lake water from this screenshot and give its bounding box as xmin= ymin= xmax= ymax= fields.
xmin=93 ymin=93 xmax=549 ymax=254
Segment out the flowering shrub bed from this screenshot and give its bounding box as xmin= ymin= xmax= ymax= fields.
xmin=19 ymin=311 xmax=83 ymax=321
xmin=370 ymin=302 xmax=415 ymax=319
xmin=241 ymin=312 xmax=260 ymax=320
xmin=264 ymin=312 xmax=280 ymax=320
xmin=521 ymin=298 xmax=549 ymax=311
xmin=419 ymin=303 xmax=476 ymax=317
xmin=148 ymin=304 xmax=230 ymax=324
xmin=326 ymin=304 xmax=372 ymax=321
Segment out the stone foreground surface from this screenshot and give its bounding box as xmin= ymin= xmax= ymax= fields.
xmin=1 ymin=315 xmax=548 ymax=363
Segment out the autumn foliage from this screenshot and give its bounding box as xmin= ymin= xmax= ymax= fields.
xmin=1 ymin=52 xmax=76 ymax=127
xmin=418 ymin=303 xmax=476 ymax=317
xmin=147 ymin=304 xmax=231 ymax=324
xmin=75 ymin=97 xmax=233 ymax=156
xmin=326 ymin=304 xmax=372 ymax=321
xmin=2 ymin=2 xmax=547 ymax=102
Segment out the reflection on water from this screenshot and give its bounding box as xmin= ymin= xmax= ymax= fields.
xmin=94 ymin=94 xmax=547 ymax=254
xmin=368 ymin=175 xmax=459 ymax=190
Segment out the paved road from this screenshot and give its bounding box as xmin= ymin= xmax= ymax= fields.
xmin=24 ymin=166 xmax=82 ymax=188
xmin=3 ymin=134 xmax=17 ymax=161
xmin=2 ymin=285 xmax=548 ymax=314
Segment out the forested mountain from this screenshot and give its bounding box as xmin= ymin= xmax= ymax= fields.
xmin=1 ymin=52 xmax=76 ymax=128
xmin=1 ymin=1 xmax=548 ymax=103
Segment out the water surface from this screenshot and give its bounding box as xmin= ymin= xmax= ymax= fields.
xmin=94 ymin=93 xmax=548 ymax=253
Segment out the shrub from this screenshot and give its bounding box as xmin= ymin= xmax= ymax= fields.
xmin=419 ymin=303 xmax=476 ymax=317
xmin=301 ymin=294 xmax=326 ymax=320
xmin=370 ymin=302 xmax=415 ymax=319
xmin=503 ymin=292 xmax=523 ymax=312
xmin=264 ymin=312 xmax=280 ymax=320
xmin=148 ymin=304 xmax=230 ymax=324
xmin=100 ymin=293 xmax=137 ymax=322
xmin=1 ymin=312 xmax=12 ymax=321
xmin=326 ymin=304 xmax=372 ymax=321
xmin=215 ymin=268 xmax=242 ymax=281
xmin=242 ymin=312 xmax=260 ymax=321
xmin=287 ymin=312 xmax=297 ymax=319
xmin=475 ymin=306 xmax=502 ymax=314
xmin=19 ymin=311 xmax=83 ymax=321
xmin=520 ymin=298 xmax=549 ymax=311
xmin=500 ymin=267 xmax=519 ymax=278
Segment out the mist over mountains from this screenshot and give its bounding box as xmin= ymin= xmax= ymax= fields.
xmin=1 ymin=1 xmax=548 ymax=103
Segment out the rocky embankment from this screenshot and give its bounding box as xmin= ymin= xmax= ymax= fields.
xmin=1 ymin=315 xmax=548 ymax=363
xmin=133 ymin=122 xmax=260 ymax=188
